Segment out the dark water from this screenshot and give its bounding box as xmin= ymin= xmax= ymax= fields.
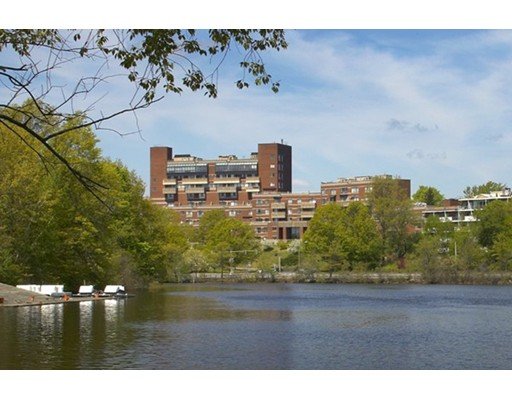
xmin=2 ymin=283 xmax=512 ymax=369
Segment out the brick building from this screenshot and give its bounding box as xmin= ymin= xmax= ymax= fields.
xmin=417 ymin=189 xmax=512 ymax=225
xmin=149 ymin=142 xmax=291 ymax=207
xmin=150 ymin=143 xmax=410 ymax=240
xmin=320 ymin=175 xmax=411 ymax=204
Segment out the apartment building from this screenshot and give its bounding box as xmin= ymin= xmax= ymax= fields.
xmin=251 ymin=192 xmax=324 ymax=239
xmin=150 ymin=144 xmax=411 ymax=240
xmin=321 ymin=175 xmax=411 ymax=204
xmin=419 ymin=189 xmax=512 ymax=225
xmin=150 ymin=142 xmax=292 ymax=207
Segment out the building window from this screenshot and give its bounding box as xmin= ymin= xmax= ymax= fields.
xmin=270 ymin=164 xmax=275 ymax=169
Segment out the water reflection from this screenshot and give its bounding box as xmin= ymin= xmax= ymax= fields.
xmin=3 ymin=284 xmax=512 ymax=369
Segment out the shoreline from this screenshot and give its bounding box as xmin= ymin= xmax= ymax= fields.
xmin=3 ymin=271 xmax=512 ymax=307
xmin=0 ymin=282 xmax=126 ymax=308
xmin=180 ymin=271 xmax=512 ymax=285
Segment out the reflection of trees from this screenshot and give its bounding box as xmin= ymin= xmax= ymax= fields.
xmin=123 ymin=288 xmax=292 ymax=323
xmin=0 ymin=288 xmax=294 ymax=369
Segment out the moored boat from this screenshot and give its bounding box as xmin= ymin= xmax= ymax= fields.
xmin=100 ymin=285 xmax=134 ymax=298
xmin=72 ymin=285 xmax=94 ymax=297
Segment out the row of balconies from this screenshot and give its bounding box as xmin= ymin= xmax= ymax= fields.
xmin=163 ymin=177 xmax=260 ymax=186
xmin=271 ymin=201 xmax=316 ymax=209
xmin=162 ymin=184 xmax=260 ymax=195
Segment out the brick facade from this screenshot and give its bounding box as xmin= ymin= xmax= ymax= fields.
xmin=150 ymin=144 xmax=410 ymax=240
xmin=149 ymin=147 xmax=172 ymax=205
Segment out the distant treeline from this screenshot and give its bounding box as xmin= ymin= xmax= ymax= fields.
xmin=2 ymin=103 xmax=512 ymax=290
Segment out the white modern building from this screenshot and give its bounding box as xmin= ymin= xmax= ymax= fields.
xmin=419 ymin=189 xmax=512 ymax=224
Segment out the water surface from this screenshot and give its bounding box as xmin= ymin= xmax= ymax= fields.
xmin=2 ymin=283 xmax=512 ymax=369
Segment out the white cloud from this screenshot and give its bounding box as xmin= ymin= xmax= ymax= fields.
xmin=71 ymin=30 xmax=512 ymax=198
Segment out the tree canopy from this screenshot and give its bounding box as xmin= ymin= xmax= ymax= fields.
xmin=0 ymin=111 xmax=189 ymax=288
xmin=199 ymin=210 xmax=259 ymax=267
xmin=303 ymin=202 xmax=383 ymax=272
xmin=0 ymin=29 xmax=287 ymax=199
xmin=368 ymin=176 xmax=418 ymax=266
xmin=463 ymin=181 xmax=507 ymax=197
xmin=474 ymin=201 xmax=512 ymax=248
xmin=413 ymin=185 xmax=444 ymax=206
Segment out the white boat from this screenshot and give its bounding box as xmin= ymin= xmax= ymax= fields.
xmin=101 ymin=285 xmax=134 ymax=298
xmin=73 ymin=285 xmax=94 ymax=297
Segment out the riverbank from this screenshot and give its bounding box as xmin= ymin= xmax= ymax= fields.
xmin=0 ymin=282 xmax=116 ymax=307
xmin=4 ymin=271 xmax=512 ymax=307
xmin=182 ymin=270 xmax=512 ymax=285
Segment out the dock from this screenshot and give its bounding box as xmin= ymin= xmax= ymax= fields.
xmin=0 ymin=282 xmax=109 ymax=307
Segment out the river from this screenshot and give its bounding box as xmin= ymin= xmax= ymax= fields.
xmin=2 ymin=283 xmax=512 ymax=369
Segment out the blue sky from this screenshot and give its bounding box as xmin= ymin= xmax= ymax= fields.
xmin=88 ymin=29 xmax=512 ymax=199
xmin=3 ymin=3 xmax=512 ymax=200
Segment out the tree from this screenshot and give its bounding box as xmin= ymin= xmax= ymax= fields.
xmin=197 ymin=209 xmax=228 ymax=244
xmin=303 ymin=203 xmax=344 ymax=255
xmin=303 ymin=202 xmax=383 ymax=274
xmin=474 ymin=201 xmax=512 ymax=248
xmin=336 ymin=202 xmax=383 ymax=269
xmin=368 ymin=176 xmax=418 ymax=268
xmin=463 ymin=181 xmax=507 ymax=197
xmin=414 ymin=215 xmax=455 ymax=280
xmin=451 ymin=227 xmax=486 ymax=271
xmin=303 ymin=203 xmax=346 ymax=274
xmin=0 ymin=29 xmax=287 ymax=199
xmin=414 ymin=235 xmax=445 ymax=281
xmin=490 ymin=233 xmax=512 ymax=270
xmin=412 ymin=185 xmax=444 ymax=206
xmin=198 ymin=212 xmax=259 ymax=276
xmin=0 ymin=112 xmax=191 ymax=288
xmin=423 ymin=215 xmax=454 ymax=238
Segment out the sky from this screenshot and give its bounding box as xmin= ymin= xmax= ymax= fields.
xmin=4 ymin=3 xmax=512 ymax=201
xmin=86 ymin=29 xmax=512 ymax=199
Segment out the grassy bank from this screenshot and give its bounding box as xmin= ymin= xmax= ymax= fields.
xmin=171 ymin=271 xmax=512 ymax=285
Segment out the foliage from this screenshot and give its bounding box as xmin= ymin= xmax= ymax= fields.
xmin=303 ymin=203 xmax=344 ymax=255
xmin=474 ymin=201 xmax=512 ymax=248
xmin=472 ymin=201 xmax=512 ymax=270
xmin=0 ymin=29 xmax=287 ymax=100
xmin=424 ymin=215 xmax=454 ymax=238
xmin=0 ymin=29 xmax=287 ymax=199
xmin=463 ymin=181 xmax=507 ymax=197
xmin=303 ymin=203 xmax=346 ymax=274
xmin=197 ymin=209 xmax=227 ymax=244
xmin=451 ymin=228 xmax=486 ymax=271
xmin=367 ymin=176 xmax=418 ymax=266
xmin=199 ymin=210 xmax=259 ymax=268
xmin=183 ymin=248 xmax=212 ymax=274
xmin=414 ymin=235 xmax=445 ymax=276
xmin=0 ymin=108 xmax=188 ymax=289
xmin=303 ymin=202 xmax=383 ymax=273
xmin=337 ymin=202 xmax=383 ymax=268
xmin=490 ymin=233 xmax=512 ymax=270
xmin=412 ymin=185 xmax=444 ymax=206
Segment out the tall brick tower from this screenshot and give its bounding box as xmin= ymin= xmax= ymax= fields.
xmin=150 ymin=146 xmax=172 ymax=203
xmin=257 ymin=141 xmax=292 ymax=192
